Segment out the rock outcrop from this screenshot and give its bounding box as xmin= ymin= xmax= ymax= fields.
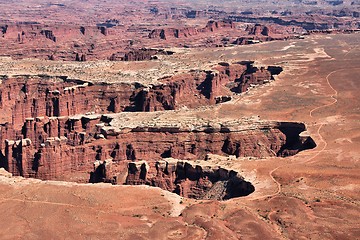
xmin=1 ymin=109 xmax=315 ymax=182
xmin=0 ymin=62 xmax=281 ymax=127
xmin=228 ymin=15 xmax=358 ymax=31
xmin=148 ymin=20 xmax=235 ymax=39
xmin=204 ymin=20 xmax=235 ymax=32
xmin=125 ymin=159 xmax=255 ymax=200
xmin=40 ymin=30 xmax=56 ymax=42
xmin=0 ymin=62 xmax=313 ymax=183
xmin=109 ymin=48 xmax=174 ymax=61
xmin=0 ymin=0 xmax=358 ymax=61
xmin=149 ymin=27 xmax=199 ymax=40
xmin=0 ymin=75 xmax=136 ymax=129
xmin=246 ymin=24 xmax=273 ymax=36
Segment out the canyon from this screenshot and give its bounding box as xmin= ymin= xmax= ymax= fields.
xmin=0 ymin=61 xmax=315 ymax=199
xmin=125 ymin=159 xmax=256 ymax=200
xmin=0 ymin=61 xmax=279 ymax=124
xmin=0 ymin=0 xmax=359 ymax=239
xmin=0 ymin=20 xmax=306 ymax=61
xmin=0 ymin=0 xmax=359 ymax=61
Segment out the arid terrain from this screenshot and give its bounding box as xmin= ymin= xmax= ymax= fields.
xmin=0 ymin=0 xmax=359 ymax=239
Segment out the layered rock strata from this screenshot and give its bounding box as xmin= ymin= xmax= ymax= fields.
xmin=148 ymin=20 xmax=235 ymax=40
xmin=0 ymin=61 xmax=281 ymax=127
xmin=109 ymin=48 xmax=175 ymax=61
xmin=0 ymin=19 xmax=310 ymax=60
xmin=1 ymin=111 xmax=315 ymax=182
xmin=0 ymin=62 xmax=315 ymax=184
xmin=125 ymin=159 xmax=255 ymax=200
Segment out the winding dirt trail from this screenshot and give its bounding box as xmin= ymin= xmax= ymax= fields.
xmin=343 ymin=43 xmax=359 ymax=58
xmin=249 ymin=69 xmax=340 ymax=201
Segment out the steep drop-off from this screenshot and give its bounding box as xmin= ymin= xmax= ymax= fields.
xmin=0 ymin=62 xmax=315 ymax=186
xmin=1 ymin=112 xmax=315 ymax=183
xmin=125 ymin=159 xmax=255 ymax=200
xmin=0 ymin=61 xmax=281 ymax=126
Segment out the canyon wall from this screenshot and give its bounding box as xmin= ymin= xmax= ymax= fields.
xmin=1 ymin=112 xmax=315 ymax=182
xmin=125 ymin=159 xmax=255 ymax=200
xmin=0 ymin=75 xmax=135 ymax=129
xmin=0 ymin=18 xmax=311 ymax=60
xmin=148 ymin=20 xmax=235 ymax=40
xmin=109 ymin=48 xmax=175 ymax=61
xmin=0 ymin=62 xmax=315 ymax=184
xmin=0 ymin=62 xmax=281 ymax=126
